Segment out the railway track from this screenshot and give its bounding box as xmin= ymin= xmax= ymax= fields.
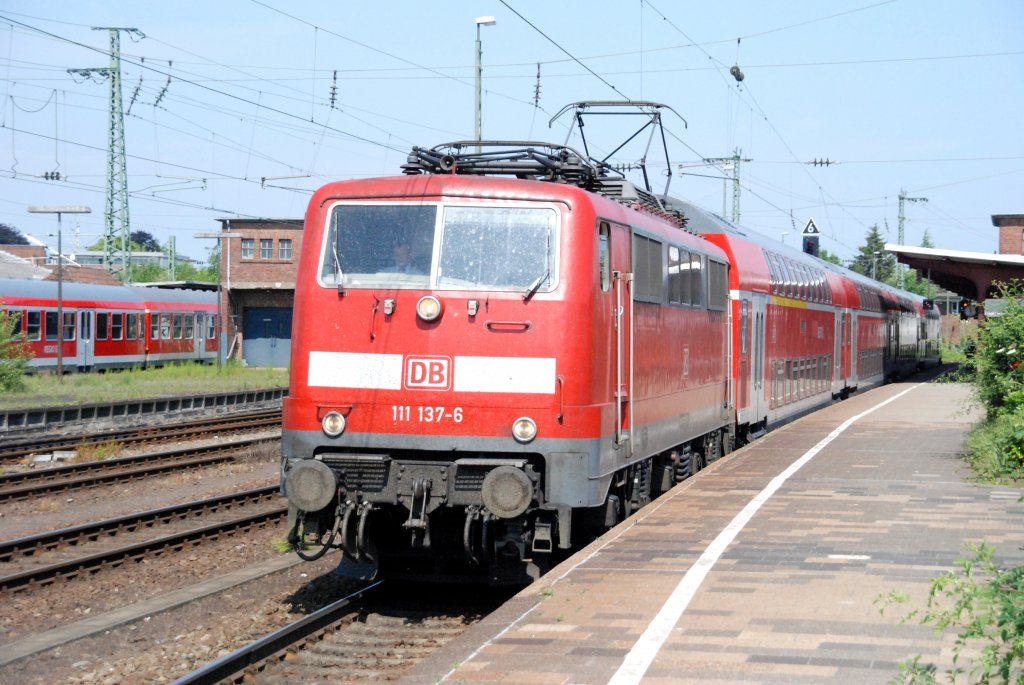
xmin=0 ymin=486 xmax=287 ymax=591
xmin=0 ymin=409 xmax=282 ymax=463
xmin=0 ymin=437 xmax=277 ymax=502
xmin=174 ymin=582 xmax=508 ymax=684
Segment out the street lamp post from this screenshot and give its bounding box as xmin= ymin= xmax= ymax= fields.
xmin=475 ymin=15 xmax=496 ymax=153
xmin=28 ymin=205 xmax=91 ymax=382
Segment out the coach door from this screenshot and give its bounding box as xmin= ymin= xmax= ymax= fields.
xmin=607 ymin=221 xmax=633 ymax=456
xmin=849 ymin=313 xmax=859 ymax=386
xmin=79 ymin=310 xmax=94 ymax=368
xmin=750 ymin=293 xmax=768 ymax=424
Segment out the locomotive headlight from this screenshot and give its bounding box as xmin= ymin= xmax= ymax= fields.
xmin=511 ymin=416 xmax=537 ymax=443
xmin=416 ymin=295 xmax=443 ymax=322
xmin=321 ymin=411 xmax=346 ymax=437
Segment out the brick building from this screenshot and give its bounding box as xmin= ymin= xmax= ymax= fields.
xmin=993 ymin=214 xmax=1024 ymax=256
xmin=215 ymin=218 xmax=303 ymax=367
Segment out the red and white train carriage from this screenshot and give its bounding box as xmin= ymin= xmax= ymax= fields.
xmin=0 ymin=278 xmax=218 ymax=371
xmin=281 ymin=103 xmax=942 ymax=584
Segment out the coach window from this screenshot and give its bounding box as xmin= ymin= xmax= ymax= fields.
xmin=160 ymin=313 xmax=171 ymax=340
xmin=111 ymin=313 xmax=123 ymax=340
xmin=207 ymin=315 xmax=217 ymax=340
xmin=260 ymin=239 xmax=273 ymax=259
xmin=25 ymin=311 xmax=39 ymax=339
xmin=185 ymin=314 xmax=194 ymax=339
xmin=599 ymin=223 xmax=611 ymax=292
xmin=173 ymin=314 xmax=183 ymax=339
xmin=765 ymin=252 xmax=778 ymax=295
xmin=62 ymin=312 xmax=76 ymax=341
xmin=708 ymin=260 xmax=728 ymax=311
xmin=126 ymin=313 xmax=137 ymax=340
xmin=96 ymin=312 xmax=109 ymax=341
xmin=740 ymin=300 xmax=749 ymax=354
xmin=150 ymin=315 xmax=159 ymax=341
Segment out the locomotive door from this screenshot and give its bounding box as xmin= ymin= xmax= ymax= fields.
xmin=750 ymin=293 xmax=768 ymax=424
xmin=79 ymin=310 xmax=94 ymax=368
xmin=608 ymin=222 xmax=633 ymax=455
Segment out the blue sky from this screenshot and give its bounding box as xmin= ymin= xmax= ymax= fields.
xmin=1 ymin=1 xmax=1022 ymax=264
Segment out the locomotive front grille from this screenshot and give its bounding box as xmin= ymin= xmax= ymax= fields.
xmin=320 ymin=453 xmax=390 ymax=492
xmin=454 ymin=458 xmax=528 ymax=492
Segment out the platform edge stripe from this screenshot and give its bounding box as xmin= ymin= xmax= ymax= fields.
xmin=607 ymin=383 xmax=923 ymax=685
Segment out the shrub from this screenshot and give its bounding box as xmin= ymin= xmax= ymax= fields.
xmin=879 ymin=543 xmax=1024 ymax=684
xmin=0 ymin=310 xmax=32 ymax=393
xmin=973 ymin=283 xmax=1024 ymax=418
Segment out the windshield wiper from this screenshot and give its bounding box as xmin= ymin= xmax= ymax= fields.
xmin=332 ymin=242 xmax=345 ymax=294
xmin=523 ymin=269 xmax=548 ymax=302
xmin=523 ymin=228 xmax=552 ymax=302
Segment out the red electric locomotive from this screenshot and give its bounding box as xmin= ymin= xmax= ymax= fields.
xmin=0 ymin=278 xmax=218 ymax=371
xmin=282 ymin=138 xmax=733 ymax=583
xmin=282 ymin=102 xmax=942 ymax=584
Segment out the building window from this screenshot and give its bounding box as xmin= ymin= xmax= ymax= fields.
xmin=241 ymin=239 xmax=255 ymax=259
xmin=279 ymin=239 xmax=293 ymax=260
xmin=260 ymin=239 xmax=273 ymax=259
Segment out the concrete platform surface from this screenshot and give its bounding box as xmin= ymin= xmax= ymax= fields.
xmin=401 ymin=381 xmax=1023 ymax=685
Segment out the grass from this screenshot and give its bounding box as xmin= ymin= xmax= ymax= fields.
xmin=0 ymin=362 xmax=289 ymax=410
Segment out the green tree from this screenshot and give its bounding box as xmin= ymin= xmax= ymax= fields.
xmin=0 ymin=223 xmax=29 ymax=245
xmin=0 ymin=310 xmax=32 ymax=392
xmin=850 ymin=224 xmax=895 ymax=282
xmin=131 ymin=230 xmax=161 ymax=252
xmin=818 ymin=248 xmax=843 ymax=266
xmin=920 ymin=228 xmax=935 ymax=249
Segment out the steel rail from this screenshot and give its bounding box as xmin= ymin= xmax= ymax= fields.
xmin=0 ymin=409 xmax=282 ymax=463
xmin=0 ymin=501 xmax=288 ymax=591
xmin=0 ymin=437 xmax=276 ymax=502
xmin=0 ymin=486 xmax=280 ymax=562
xmin=170 ymin=581 xmax=383 ymax=685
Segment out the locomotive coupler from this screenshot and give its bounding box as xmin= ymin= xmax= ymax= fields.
xmin=340 ymin=500 xmax=375 ymax=561
xmin=403 ymin=477 xmax=432 ymax=549
xmin=462 ymin=506 xmax=494 ymax=565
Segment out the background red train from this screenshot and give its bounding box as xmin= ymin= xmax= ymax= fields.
xmin=0 ymin=279 xmax=219 ymax=371
xmin=277 ymin=108 xmax=943 ymax=584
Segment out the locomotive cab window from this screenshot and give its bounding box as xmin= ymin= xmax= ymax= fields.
xmin=319 ymin=202 xmax=558 ymax=293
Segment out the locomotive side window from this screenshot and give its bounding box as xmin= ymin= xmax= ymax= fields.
xmin=689 ymin=252 xmax=703 ymax=307
xmin=667 ymin=246 xmax=685 ymax=304
xmin=632 ymin=233 xmax=663 ymax=303
xmin=599 ymin=223 xmax=611 ymax=292
xmin=438 ymin=206 xmax=555 ymax=291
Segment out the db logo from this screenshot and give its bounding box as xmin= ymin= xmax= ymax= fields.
xmin=404 ymin=356 xmax=451 ymax=390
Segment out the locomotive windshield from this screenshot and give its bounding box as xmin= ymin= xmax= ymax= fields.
xmin=319 ymin=203 xmax=557 ymax=292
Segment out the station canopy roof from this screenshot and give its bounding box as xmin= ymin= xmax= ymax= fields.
xmin=885 ymin=243 xmax=1024 ymax=302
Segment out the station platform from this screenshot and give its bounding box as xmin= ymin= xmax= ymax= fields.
xmin=401 ymin=379 xmax=1024 ymax=684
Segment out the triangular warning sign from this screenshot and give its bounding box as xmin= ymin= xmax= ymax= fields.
xmin=803 ymin=218 xmax=820 ymax=235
